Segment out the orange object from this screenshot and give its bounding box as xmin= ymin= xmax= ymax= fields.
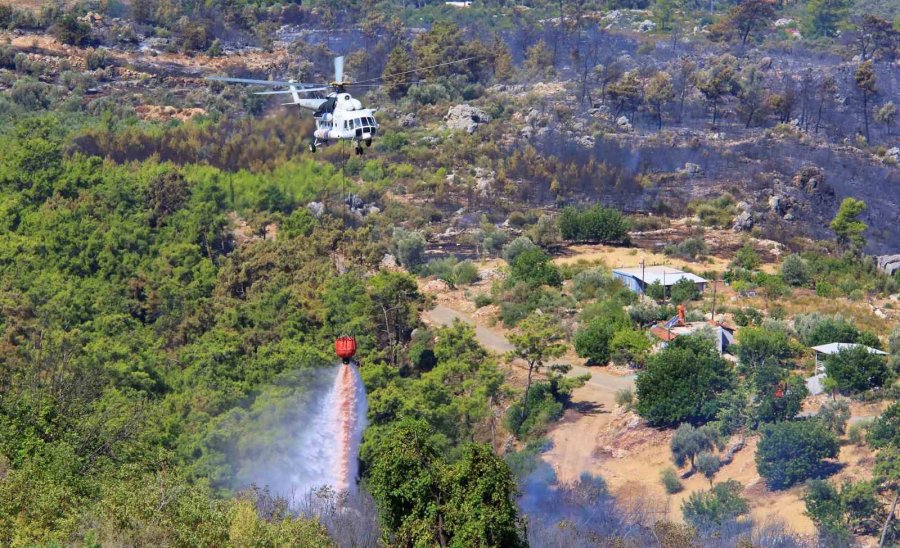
xmin=334 ymin=336 xmax=357 ymax=363
xmin=677 ymin=304 xmax=686 ymax=326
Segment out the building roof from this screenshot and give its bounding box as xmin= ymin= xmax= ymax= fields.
xmin=612 ymin=266 xmax=707 ymax=286
xmin=649 ymin=326 xmax=678 ymax=341
xmin=811 ymin=343 xmax=887 ymax=355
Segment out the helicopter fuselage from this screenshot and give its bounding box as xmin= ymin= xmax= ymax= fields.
xmin=311 ymin=92 xmax=378 ymax=153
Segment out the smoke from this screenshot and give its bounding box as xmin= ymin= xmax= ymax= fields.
xmin=517 ymin=460 xmax=806 ymax=547
xmin=223 ymin=362 xmax=367 ymax=500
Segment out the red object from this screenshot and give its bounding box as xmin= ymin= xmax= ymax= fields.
xmin=775 ymin=387 xmax=784 ymax=398
xmin=334 ymin=336 xmax=357 ymax=363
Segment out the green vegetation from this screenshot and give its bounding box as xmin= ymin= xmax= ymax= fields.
xmin=636 ymin=336 xmax=736 ymax=427
xmin=558 ymin=205 xmax=631 ymax=244
xmin=756 ymin=421 xmax=840 ymax=490
xmin=682 ymin=480 xmax=749 ymax=531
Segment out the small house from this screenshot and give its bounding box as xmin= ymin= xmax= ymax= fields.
xmin=612 ymin=266 xmax=707 ymax=295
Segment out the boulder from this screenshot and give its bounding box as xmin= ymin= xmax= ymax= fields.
xmin=732 ymin=210 xmax=754 ymax=232
xmin=616 ymin=116 xmax=632 ymax=130
xmin=445 ymin=104 xmax=491 ymax=133
xmin=877 ymin=254 xmax=900 ymax=276
xmin=681 ymin=162 xmax=702 ymax=176
xmin=638 ymin=19 xmax=656 ymax=32
xmin=399 ymin=112 xmax=417 ymax=127
xmin=307 ymin=201 xmax=325 ymax=218
xmin=885 ymin=147 xmax=900 ymax=164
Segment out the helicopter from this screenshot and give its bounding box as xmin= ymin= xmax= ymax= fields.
xmin=209 ymin=56 xmax=377 ymax=155
xmin=208 ymin=55 xmax=477 ymax=155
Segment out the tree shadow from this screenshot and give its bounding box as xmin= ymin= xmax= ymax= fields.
xmin=568 ymin=400 xmax=607 ymax=416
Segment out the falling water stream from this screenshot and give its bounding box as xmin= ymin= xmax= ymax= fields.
xmin=287 ymin=362 xmax=367 ymax=496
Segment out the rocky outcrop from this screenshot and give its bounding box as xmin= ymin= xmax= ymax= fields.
xmin=732 ymin=210 xmax=754 ymax=232
xmin=445 ymin=104 xmax=491 ymax=133
xmin=877 ymin=255 xmax=900 ymax=276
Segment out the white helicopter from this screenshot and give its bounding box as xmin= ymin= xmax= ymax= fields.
xmin=208 ymin=55 xmax=477 ymax=155
xmin=210 ymin=56 xmax=377 ymax=155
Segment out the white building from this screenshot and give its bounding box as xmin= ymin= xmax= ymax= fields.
xmin=612 ymin=265 xmax=707 ymax=295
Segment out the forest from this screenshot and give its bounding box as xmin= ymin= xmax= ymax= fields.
xmin=0 ymin=0 xmax=899 ymax=546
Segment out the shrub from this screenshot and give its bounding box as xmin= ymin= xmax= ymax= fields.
xmin=473 ymin=293 xmax=493 ymax=308
xmin=571 ymin=267 xmax=611 ymax=301
xmin=843 ymin=425 xmax=865 ymax=450
xmin=614 ymin=388 xmax=634 ymax=409
xmin=502 ymin=236 xmax=538 ymax=264
xmin=391 ymin=227 xmax=426 ymax=269
xmin=452 ymin=261 xmax=479 ymax=285
xmin=609 ymin=329 xmax=652 ymax=368
xmin=682 ymin=480 xmax=749 ymax=531
xmin=671 ymin=423 xmax=718 ymax=470
xmin=756 ymin=420 xmax=839 ymax=490
xmin=731 ymin=243 xmax=761 ymax=270
xmin=509 ymin=248 xmax=561 ymax=288
xmin=696 ymin=452 xmax=721 ymax=484
xmin=669 ymin=278 xmax=700 ymax=303
xmin=780 ymin=254 xmax=810 ymax=287
xmin=558 ymin=205 xmax=630 ymax=244
xmin=527 ymin=215 xmax=560 ymax=247
xmin=661 ymin=467 xmax=683 ymax=494
xmin=573 ymin=317 xmax=616 ymax=365
xmin=816 ymin=400 xmax=851 ymax=435
xmin=664 ymin=237 xmax=708 ymax=260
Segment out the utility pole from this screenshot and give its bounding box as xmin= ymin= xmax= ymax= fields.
xmin=640 ymin=258 xmax=646 ymax=294
xmin=710 ymin=275 xmax=718 ymax=322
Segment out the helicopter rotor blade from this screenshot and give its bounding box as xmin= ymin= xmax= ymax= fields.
xmin=334 ymin=56 xmax=345 ymax=83
xmin=253 ymin=87 xmax=329 ymax=95
xmin=207 ymin=76 xmax=323 ymax=88
xmin=351 ymin=56 xmax=480 ymax=86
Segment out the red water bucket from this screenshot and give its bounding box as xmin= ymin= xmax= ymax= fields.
xmin=335 ymin=336 xmax=357 ymax=363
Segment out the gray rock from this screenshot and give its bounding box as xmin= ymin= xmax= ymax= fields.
xmin=380 ymin=253 xmax=398 ymax=269
xmin=399 ymin=113 xmax=417 ymax=127
xmin=307 ymin=201 xmax=325 ymax=218
xmin=733 ymin=210 xmax=754 ymax=232
xmin=877 ymin=254 xmax=900 ymax=276
xmin=638 ymin=19 xmax=656 ymax=32
xmin=682 ymin=162 xmax=702 ymax=175
xmin=576 ymin=135 xmax=595 ymax=149
xmin=885 ymin=147 xmax=900 ymax=163
xmin=445 ymin=104 xmax=491 ymax=133
xmin=616 ymin=116 xmax=632 ymax=130
xmin=768 ymin=195 xmax=785 ymax=215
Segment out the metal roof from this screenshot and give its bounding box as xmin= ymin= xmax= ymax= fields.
xmin=811 ymin=343 xmax=887 ymax=355
xmin=612 ymin=266 xmax=707 ymax=285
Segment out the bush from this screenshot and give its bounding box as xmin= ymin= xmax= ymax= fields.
xmin=571 ymin=267 xmax=611 ymax=301
xmin=509 ymin=248 xmax=561 ymax=288
xmin=85 ymin=48 xmax=113 ymax=70
xmin=780 ymin=254 xmax=811 ymax=287
xmin=682 ymin=480 xmax=749 ymax=532
xmin=664 ymin=237 xmax=708 ymax=260
xmin=558 ymin=205 xmax=630 ymax=244
xmin=391 ymin=227 xmax=426 ymax=269
xmin=669 ymin=278 xmax=700 ymax=303
xmin=696 ymin=452 xmax=721 ymax=484
xmin=609 ymin=329 xmax=652 ymax=368
xmin=847 ymin=423 xmax=867 ymax=446
xmin=816 ymin=400 xmax=851 ymax=435
xmin=502 ymin=236 xmax=538 ymax=264
xmin=573 ymin=317 xmax=616 ymax=365
xmin=452 ymin=261 xmax=479 ymax=285
xmin=504 ymin=382 xmax=564 ymax=438
xmin=473 ymin=293 xmax=493 ymax=308
xmin=731 ymin=243 xmax=761 ymax=270
xmin=671 ymin=423 xmax=718 ymax=470
xmin=661 ymin=467 xmax=683 ymax=494
xmin=527 ymin=215 xmax=560 ymax=247
xmin=614 ymin=388 xmax=634 ymax=409
xmin=756 ymin=420 xmax=839 ymax=490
